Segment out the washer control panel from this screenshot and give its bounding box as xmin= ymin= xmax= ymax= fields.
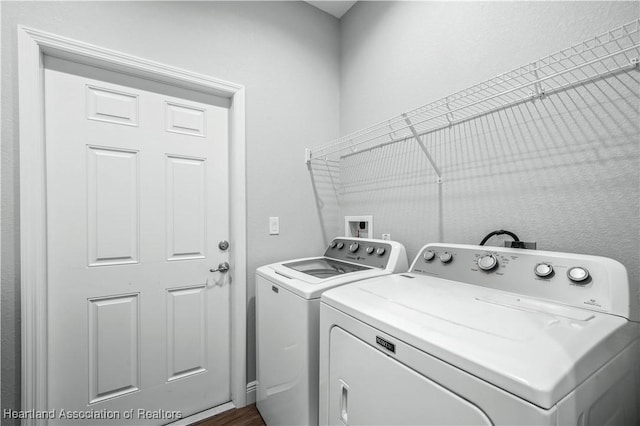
xmin=325 ymin=238 xmax=406 ymax=271
xmin=411 ymin=243 xmax=631 ymax=318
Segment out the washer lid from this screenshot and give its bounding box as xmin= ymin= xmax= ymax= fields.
xmin=283 ymin=258 xmax=370 ymax=278
xmin=321 ymin=274 xmax=639 ymax=409
xmin=256 ymin=257 xmax=392 ymax=299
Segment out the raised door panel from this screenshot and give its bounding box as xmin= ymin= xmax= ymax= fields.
xmin=88 ymin=294 xmax=140 ymax=403
xmin=87 ymin=146 xmax=139 ymax=266
xmin=87 ymin=85 xmax=139 ymax=127
xmin=167 ymin=286 xmax=207 ymax=381
xmin=166 ymin=102 xmax=206 ymax=137
xmin=166 ymin=155 xmax=206 ymax=260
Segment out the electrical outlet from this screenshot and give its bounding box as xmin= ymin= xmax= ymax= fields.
xmin=381 ymin=233 xmax=391 ymax=240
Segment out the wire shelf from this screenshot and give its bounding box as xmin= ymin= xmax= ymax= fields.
xmin=305 ymin=19 xmax=640 ymax=169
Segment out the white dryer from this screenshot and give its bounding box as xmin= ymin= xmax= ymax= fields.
xmin=256 ymin=237 xmax=408 ymax=426
xmin=319 ymin=243 xmax=640 ymax=425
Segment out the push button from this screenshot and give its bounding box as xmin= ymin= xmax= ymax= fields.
xmin=534 ymin=263 xmax=553 ymax=278
xmin=567 ymin=267 xmax=589 ymax=283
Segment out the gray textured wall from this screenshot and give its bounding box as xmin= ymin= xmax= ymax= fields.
xmin=333 ymin=1 xmax=639 ymax=307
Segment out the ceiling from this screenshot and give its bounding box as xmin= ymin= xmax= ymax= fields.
xmin=306 ymin=1 xmax=357 ymax=19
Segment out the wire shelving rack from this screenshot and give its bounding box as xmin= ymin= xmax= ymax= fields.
xmin=305 ymin=19 xmax=640 ymax=182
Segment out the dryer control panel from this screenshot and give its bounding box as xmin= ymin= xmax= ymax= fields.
xmin=325 ymin=238 xmax=408 ymax=273
xmin=410 ymin=243 xmax=631 ymax=320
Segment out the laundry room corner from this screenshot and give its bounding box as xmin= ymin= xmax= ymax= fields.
xmin=1 ymin=1 xmax=638 ymax=424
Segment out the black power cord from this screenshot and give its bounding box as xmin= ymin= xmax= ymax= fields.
xmin=479 ymin=230 xmax=520 ymax=246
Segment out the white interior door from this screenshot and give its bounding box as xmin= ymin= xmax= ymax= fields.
xmin=44 ymin=56 xmax=231 ymax=424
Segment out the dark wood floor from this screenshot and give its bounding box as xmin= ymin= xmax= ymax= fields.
xmin=191 ymin=404 xmax=266 ymax=426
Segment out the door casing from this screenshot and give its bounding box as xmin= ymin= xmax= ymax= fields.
xmin=17 ymin=26 xmax=247 ymax=424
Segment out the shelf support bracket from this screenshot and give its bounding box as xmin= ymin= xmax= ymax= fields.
xmin=403 ymin=114 xmax=443 ymax=184
xmin=388 ymin=124 xmax=398 ymax=142
xmin=305 ymin=148 xmax=311 ymax=165
xmin=530 ymin=66 xmax=546 ymax=100
xmin=445 ymin=99 xmax=454 ymax=125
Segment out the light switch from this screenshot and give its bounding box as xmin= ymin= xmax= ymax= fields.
xmin=269 ymin=217 xmax=279 ymax=235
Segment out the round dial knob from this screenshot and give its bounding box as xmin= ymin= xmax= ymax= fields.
xmin=336 ymin=242 xmax=344 ymax=250
xmin=439 ymin=251 xmax=453 ymax=263
xmin=366 ymin=246 xmax=374 ymax=254
xmin=534 ymin=263 xmax=554 ymax=278
xmin=423 ymin=250 xmax=436 ymax=261
xmin=376 ymin=247 xmax=386 ymax=256
xmin=349 ymin=242 xmax=359 ymax=253
xmin=567 ymin=267 xmax=590 ymax=283
xmin=477 ymin=254 xmax=498 ymax=271
xmin=329 ymin=241 xmax=337 ymax=249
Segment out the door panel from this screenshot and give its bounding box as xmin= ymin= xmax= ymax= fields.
xmin=87 ymin=146 xmax=140 ymax=266
xmin=166 ymin=155 xmax=207 ymax=260
xmin=165 ymin=102 xmax=207 ymax=137
xmin=45 ymin=55 xmax=230 ymax=424
xmin=87 ymin=85 xmax=139 ymax=126
xmin=167 ymin=285 xmax=207 ymax=381
xmin=88 ymin=294 xmax=140 ymax=403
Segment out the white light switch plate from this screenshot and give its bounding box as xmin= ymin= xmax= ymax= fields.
xmin=269 ymin=217 xmax=279 ymax=235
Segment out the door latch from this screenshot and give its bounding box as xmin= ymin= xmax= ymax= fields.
xmin=210 ymin=262 xmax=230 ymax=273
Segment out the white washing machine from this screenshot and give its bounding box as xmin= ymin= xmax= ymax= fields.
xmin=319 ymin=243 xmax=640 ymax=425
xmin=256 ymin=237 xmax=408 ymax=426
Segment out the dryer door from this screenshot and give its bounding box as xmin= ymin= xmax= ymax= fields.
xmin=328 ymin=327 xmax=492 ymax=426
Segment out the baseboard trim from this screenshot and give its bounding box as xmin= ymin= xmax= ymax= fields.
xmin=246 ymin=380 xmax=257 ymax=405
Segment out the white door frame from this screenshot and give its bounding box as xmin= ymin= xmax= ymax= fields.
xmin=18 ymin=26 xmax=247 ymax=423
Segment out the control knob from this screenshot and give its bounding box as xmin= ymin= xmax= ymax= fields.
xmin=423 ymin=250 xmax=436 ymax=261
xmin=376 ymin=247 xmax=386 ymax=256
xmin=349 ymin=242 xmax=359 ymax=253
xmin=336 ymin=242 xmax=344 ymax=250
xmin=329 ymin=241 xmax=337 ymax=249
xmin=366 ymin=246 xmax=374 ymax=254
xmin=439 ymin=251 xmax=453 ymax=263
xmin=477 ymin=254 xmax=498 ymax=271
xmin=534 ymin=263 xmax=554 ymax=278
xmin=567 ymin=267 xmax=590 ymax=284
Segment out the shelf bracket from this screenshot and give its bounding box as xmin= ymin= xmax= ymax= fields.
xmin=445 ymin=100 xmax=454 ymax=126
xmin=529 ymin=66 xmax=546 ymax=100
xmin=403 ymin=114 xmax=443 ymax=184
xmin=305 ymin=148 xmax=311 ymax=165
xmin=388 ymin=124 xmax=398 ymax=142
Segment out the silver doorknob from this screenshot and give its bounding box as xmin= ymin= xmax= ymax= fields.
xmin=210 ymin=262 xmax=230 ymax=273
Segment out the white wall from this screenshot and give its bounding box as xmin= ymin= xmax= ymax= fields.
xmin=335 ymin=1 xmax=639 ymax=307
xmin=0 ymin=1 xmax=339 ymax=418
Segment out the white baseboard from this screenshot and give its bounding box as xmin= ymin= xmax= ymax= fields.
xmin=246 ymin=380 xmax=257 ymax=404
